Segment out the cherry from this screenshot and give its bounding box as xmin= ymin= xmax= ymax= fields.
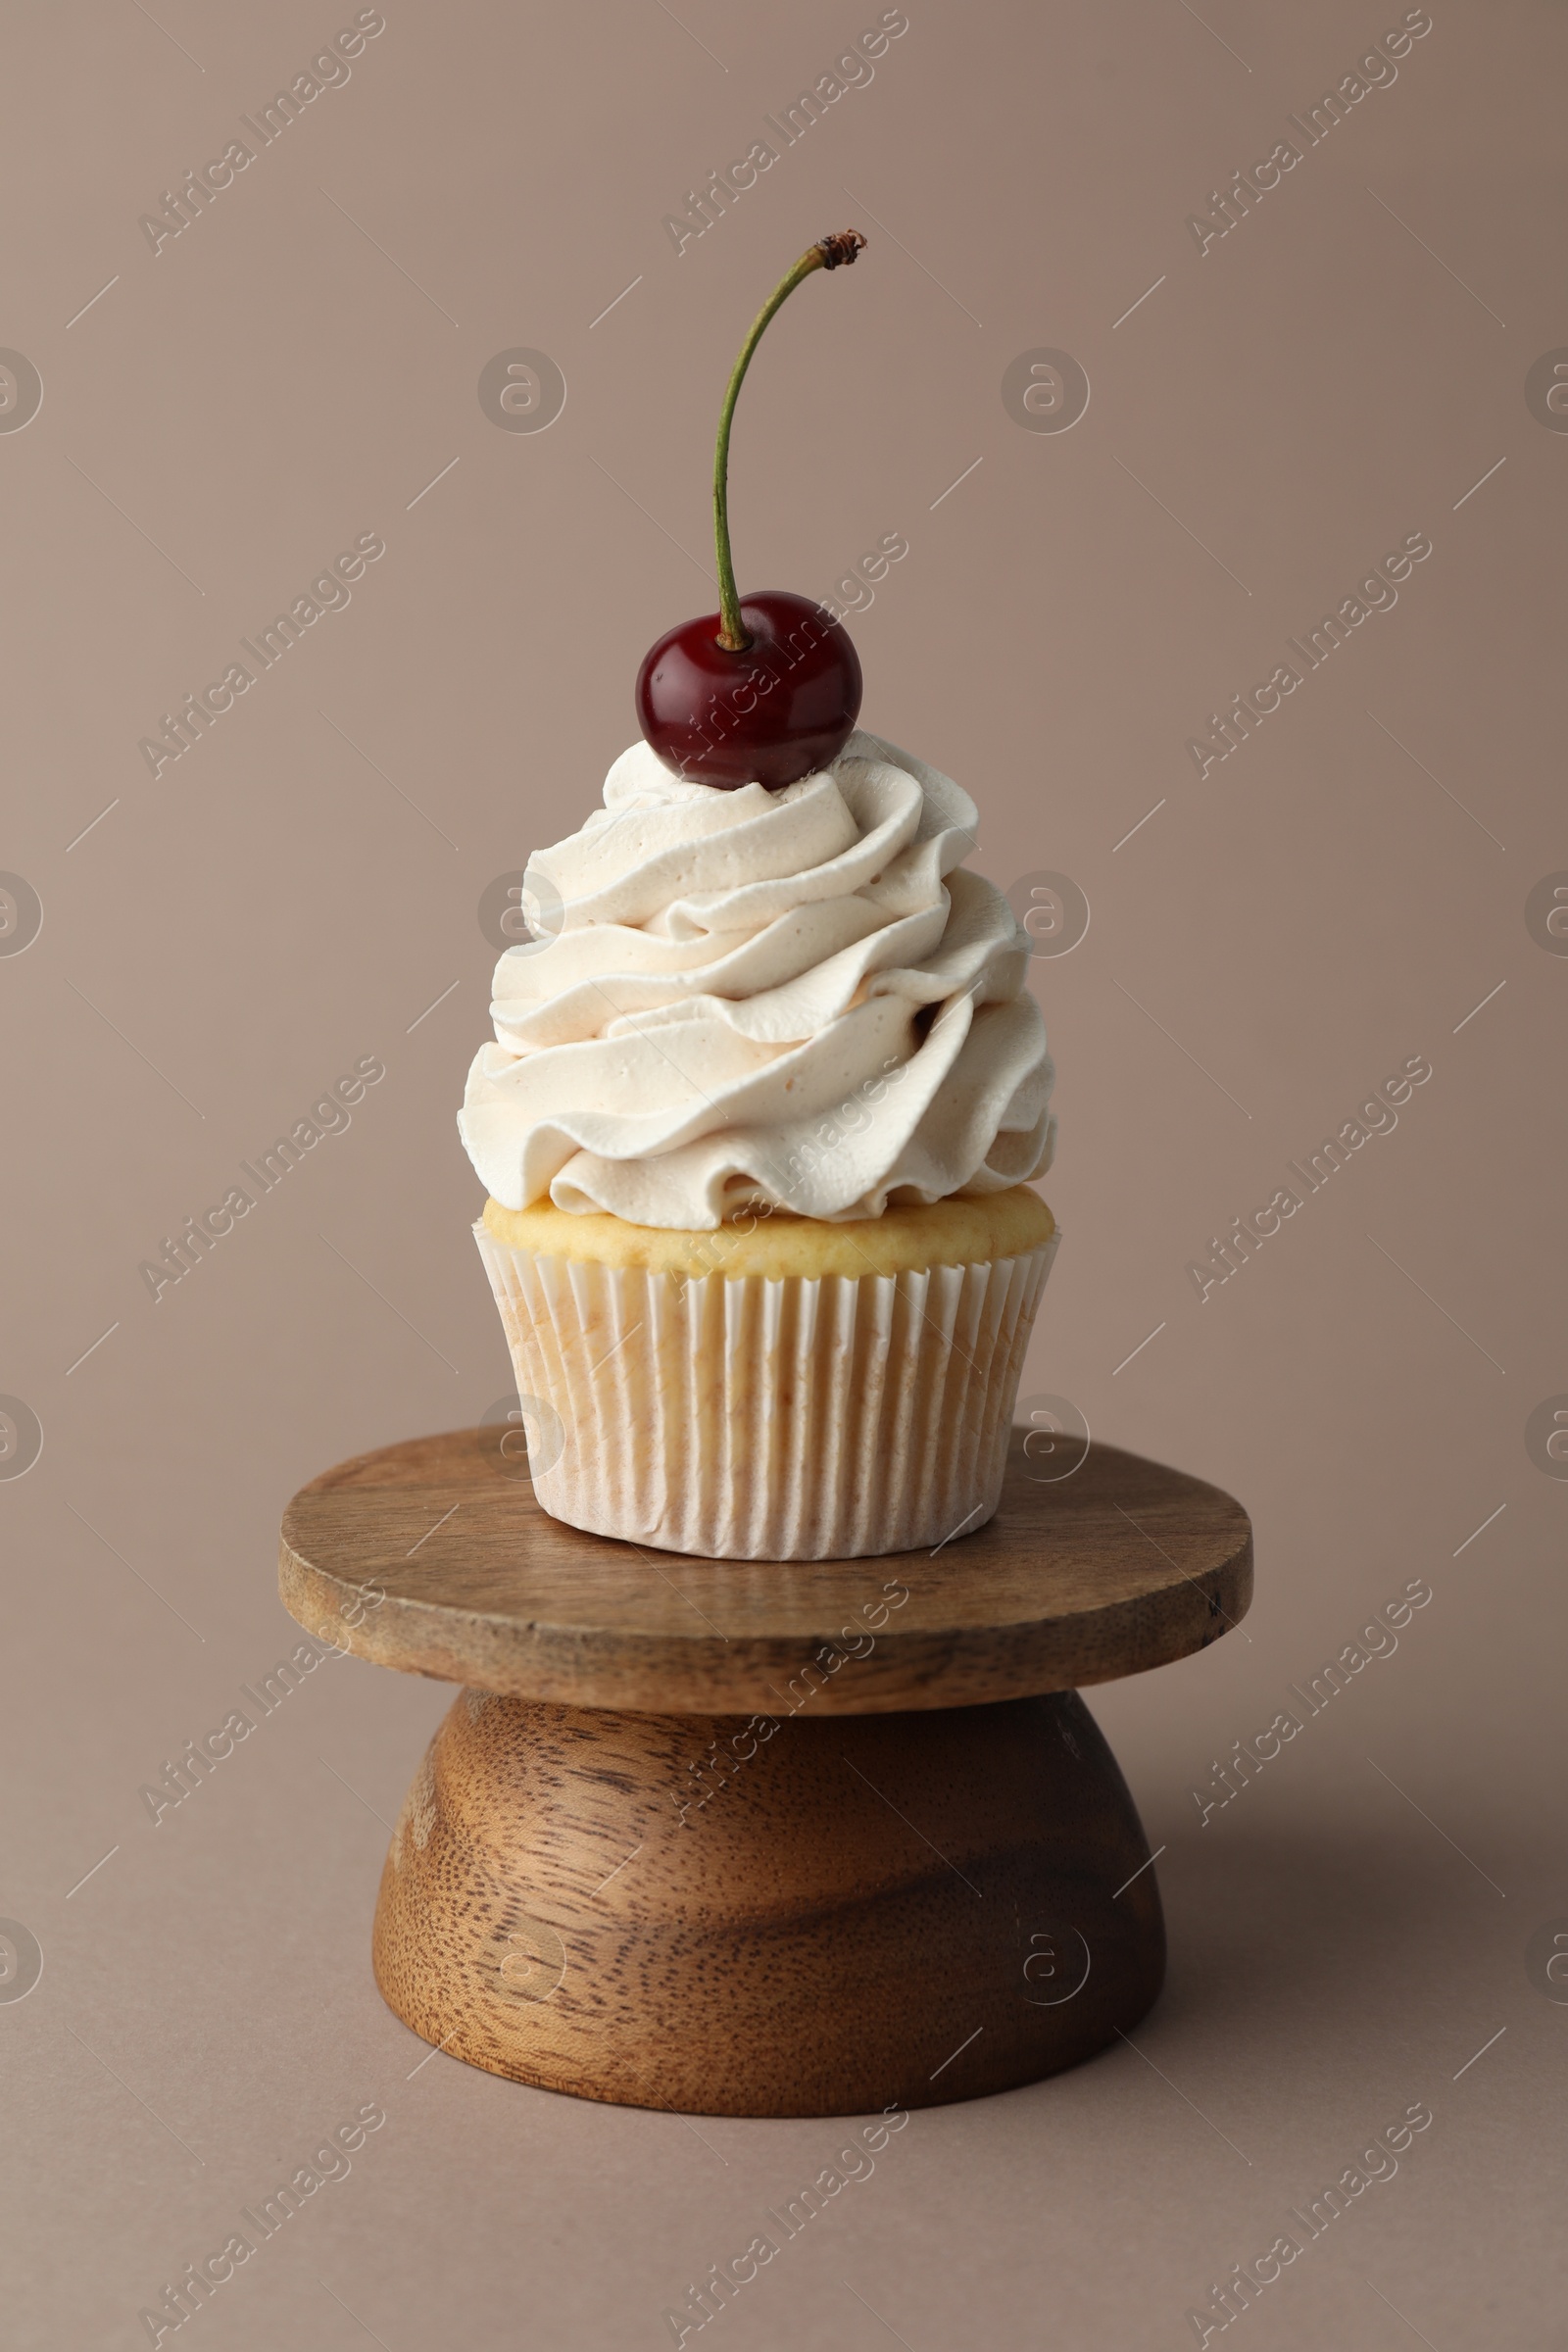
xmin=637 ymin=590 xmax=861 ymax=790
xmin=635 ymin=232 xmax=867 ymax=792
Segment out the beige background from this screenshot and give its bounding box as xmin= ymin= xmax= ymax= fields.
xmin=3 ymin=0 xmax=1564 ymax=2343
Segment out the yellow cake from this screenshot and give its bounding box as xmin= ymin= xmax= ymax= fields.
xmin=481 ymin=1186 xmax=1054 ymax=1281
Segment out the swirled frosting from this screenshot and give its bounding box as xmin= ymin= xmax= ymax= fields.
xmin=458 ymin=730 xmax=1054 ymax=1228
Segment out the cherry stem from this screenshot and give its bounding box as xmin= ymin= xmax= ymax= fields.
xmin=712 ymin=231 xmax=866 ymax=654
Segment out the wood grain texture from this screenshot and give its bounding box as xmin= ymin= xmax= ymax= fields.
xmin=279 ymin=1427 xmax=1252 ymax=1714
xmin=371 ymin=1686 xmax=1164 ymax=2116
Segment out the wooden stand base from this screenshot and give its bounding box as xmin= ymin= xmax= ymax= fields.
xmin=370 ymin=1687 xmax=1164 ymax=2117
xmin=281 ymin=1428 xmax=1250 ymax=2116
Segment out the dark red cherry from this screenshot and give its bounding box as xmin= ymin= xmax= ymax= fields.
xmin=636 ymin=590 xmax=861 ymax=790
xmin=636 ymin=231 xmax=868 ymax=791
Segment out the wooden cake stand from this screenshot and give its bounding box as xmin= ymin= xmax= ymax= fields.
xmin=278 ymin=1428 xmax=1250 ymax=2118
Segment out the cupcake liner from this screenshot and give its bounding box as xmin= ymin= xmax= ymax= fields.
xmin=473 ymin=1222 xmax=1058 ymax=1561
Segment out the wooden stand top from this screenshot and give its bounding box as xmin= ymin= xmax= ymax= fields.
xmin=278 ymin=1427 xmax=1251 ymax=1716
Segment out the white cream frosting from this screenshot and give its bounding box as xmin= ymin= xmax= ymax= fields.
xmin=458 ymin=730 xmax=1054 ymax=1228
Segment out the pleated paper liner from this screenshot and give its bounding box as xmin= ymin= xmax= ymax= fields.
xmin=475 ymin=1224 xmax=1058 ymax=1561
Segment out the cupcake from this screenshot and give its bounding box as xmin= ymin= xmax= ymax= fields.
xmin=460 ymin=730 xmax=1057 ymax=1559
xmin=459 ymin=231 xmax=1057 ymax=1558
